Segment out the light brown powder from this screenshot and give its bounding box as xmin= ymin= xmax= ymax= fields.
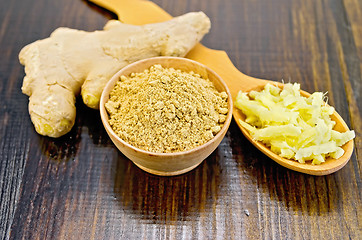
xmin=105 ymin=64 xmax=228 ymax=153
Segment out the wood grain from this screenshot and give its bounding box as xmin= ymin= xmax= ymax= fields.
xmin=0 ymin=0 xmax=360 ymax=239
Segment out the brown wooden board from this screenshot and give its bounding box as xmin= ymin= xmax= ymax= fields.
xmin=0 ymin=0 xmax=361 ymax=239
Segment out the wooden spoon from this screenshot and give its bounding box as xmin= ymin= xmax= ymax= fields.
xmin=91 ymin=0 xmax=354 ymax=175
xmin=189 ymin=47 xmax=354 ymax=176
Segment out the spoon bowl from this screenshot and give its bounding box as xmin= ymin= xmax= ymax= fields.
xmin=233 ymin=80 xmax=354 ymax=175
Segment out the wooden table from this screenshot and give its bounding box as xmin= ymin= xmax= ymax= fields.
xmin=0 ymin=0 xmax=361 ymax=239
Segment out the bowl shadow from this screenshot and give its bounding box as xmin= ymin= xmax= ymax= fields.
xmin=112 ymin=150 xmax=222 ymax=224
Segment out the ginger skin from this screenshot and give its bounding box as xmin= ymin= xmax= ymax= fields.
xmin=19 ymin=12 xmax=211 ymax=137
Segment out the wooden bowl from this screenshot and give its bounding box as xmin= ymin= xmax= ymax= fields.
xmin=100 ymin=57 xmax=233 ymax=176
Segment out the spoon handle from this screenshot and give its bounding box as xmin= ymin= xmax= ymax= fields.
xmin=89 ymin=0 xmax=172 ymax=24
xmin=186 ymin=45 xmax=271 ymax=98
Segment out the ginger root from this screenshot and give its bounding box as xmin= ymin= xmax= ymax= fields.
xmin=19 ymin=12 xmax=211 ymax=138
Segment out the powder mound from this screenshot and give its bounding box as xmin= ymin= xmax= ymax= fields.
xmin=105 ymin=64 xmax=229 ymax=153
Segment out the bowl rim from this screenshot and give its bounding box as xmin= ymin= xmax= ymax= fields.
xmin=100 ymin=56 xmax=233 ymax=157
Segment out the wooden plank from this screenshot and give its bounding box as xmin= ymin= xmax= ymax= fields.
xmin=0 ymin=0 xmax=360 ymax=239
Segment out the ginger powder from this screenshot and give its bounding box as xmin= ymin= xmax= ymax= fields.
xmin=105 ymin=64 xmax=229 ymax=153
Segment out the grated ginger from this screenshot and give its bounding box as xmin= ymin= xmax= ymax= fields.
xmin=235 ymin=83 xmax=355 ymax=164
xmin=105 ymin=64 xmax=229 ymax=153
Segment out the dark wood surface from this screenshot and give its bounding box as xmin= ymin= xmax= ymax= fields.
xmin=0 ymin=0 xmax=361 ymax=239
